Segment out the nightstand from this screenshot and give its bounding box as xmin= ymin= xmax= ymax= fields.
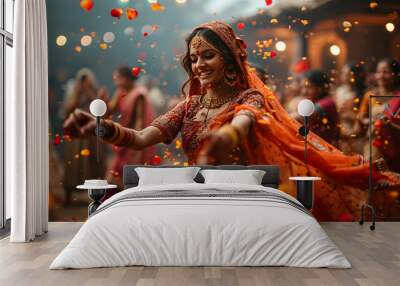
xmin=289 ymin=176 xmax=321 ymax=210
xmin=77 ymin=183 xmax=117 ymax=216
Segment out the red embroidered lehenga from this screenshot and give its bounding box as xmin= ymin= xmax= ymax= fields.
xmin=150 ymin=21 xmax=400 ymax=221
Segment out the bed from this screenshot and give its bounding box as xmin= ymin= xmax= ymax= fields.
xmin=50 ymin=165 xmax=350 ymax=269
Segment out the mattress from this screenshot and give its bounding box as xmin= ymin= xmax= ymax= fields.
xmin=50 ymin=183 xmax=351 ymax=269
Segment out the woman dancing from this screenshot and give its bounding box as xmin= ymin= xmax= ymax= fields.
xmin=63 ymin=21 xmax=400 ymax=220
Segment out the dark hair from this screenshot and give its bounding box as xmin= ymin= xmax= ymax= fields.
xmin=304 ymin=70 xmax=330 ymax=100
xmin=377 ymin=58 xmax=400 ymax=89
xmin=115 ymin=65 xmax=138 ymax=82
xmin=181 ymin=28 xmax=239 ymax=96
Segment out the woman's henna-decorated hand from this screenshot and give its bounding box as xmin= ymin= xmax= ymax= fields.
xmin=62 ymin=109 xmax=97 ymax=138
xmin=197 ymin=132 xmax=233 ymax=165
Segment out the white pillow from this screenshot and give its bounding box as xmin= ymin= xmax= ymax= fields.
xmin=135 ymin=167 xmax=201 ymax=186
xmin=200 ymin=169 xmax=266 ymax=185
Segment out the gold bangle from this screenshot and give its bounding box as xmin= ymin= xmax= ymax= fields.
xmin=218 ymin=125 xmax=239 ymax=148
xmin=230 ymin=124 xmax=246 ymax=142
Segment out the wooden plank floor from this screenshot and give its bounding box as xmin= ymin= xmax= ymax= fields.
xmin=0 ymin=222 xmax=399 ymax=286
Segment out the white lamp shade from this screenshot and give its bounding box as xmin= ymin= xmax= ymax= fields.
xmin=90 ymin=99 xmax=107 ymax=117
xmin=297 ymin=99 xmax=315 ymax=117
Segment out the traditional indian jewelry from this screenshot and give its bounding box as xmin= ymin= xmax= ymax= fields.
xmin=190 ymin=35 xmax=220 ymax=54
xmin=224 ymin=65 xmax=239 ymax=87
xmin=218 ymin=125 xmax=240 ymax=148
xmin=200 ymin=92 xmax=237 ymax=109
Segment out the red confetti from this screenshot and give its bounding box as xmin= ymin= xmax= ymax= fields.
xmin=293 ymin=58 xmax=310 ymax=74
xmin=374 ymin=120 xmax=383 ymax=129
xmin=265 ymin=0 xmax=273 ymax=6
xmin=237 ymin=22 xmax=245 ymax=30
xmin=110 ymin=8 xmax=123 ymax=19
xmin=80 ymin=0 xmax=94 ymax=12
xmin=53 ymin=134 xmax=61 ymax=145
xmin=131 ymin=67 xmax=141 ymax=77
xmin=126 ymin=8 xmax=138 ymax=20
xmin=373 ymin=139 xmax=382 ymax=148
xmin=150 ymin=155 xmax=162 ymax=165
xmin=270 ymin=51 xmax=277 ymax=58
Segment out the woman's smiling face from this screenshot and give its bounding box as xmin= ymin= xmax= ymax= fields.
xmin=189 ymin=36 xmax=226 ymax=88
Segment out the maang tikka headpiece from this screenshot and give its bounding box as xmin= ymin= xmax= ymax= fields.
xmin=190 ymin=35 xmax=219 ymax=54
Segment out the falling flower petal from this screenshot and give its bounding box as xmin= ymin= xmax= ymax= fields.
xmin=237 ymin=22 xmax=245 ymax=30
xmin=131 ymin=67 xmax=141 ymax=77
xmin=80 ymin=0 xmax=94 ymax=12
xmin=265 ymin=0 xmax=273 ymax=6
xmin=53 ymin=134 xmax=61 ymax=145
xmin=110 ymin=8 xmax=123 ymax=19
xmin=126 ymin=7 xmax=138 ymax=20
xmin=151 ymin=3 xmax=165 ymax=11
xmin=150 ymin=155 xmax=162 ymax=165
xmin=80 ymin=149 xmax=90 ymax=156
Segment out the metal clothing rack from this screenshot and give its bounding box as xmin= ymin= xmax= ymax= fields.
xmin=359 ymin=95 xmax=398 ymax=230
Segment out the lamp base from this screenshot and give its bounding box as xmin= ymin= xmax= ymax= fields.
xmin=359 ymin=203 xmax=376 ymax=231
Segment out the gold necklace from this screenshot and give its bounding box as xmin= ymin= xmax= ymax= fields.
xmin=200 ymin=92 xmax=238 ymax=109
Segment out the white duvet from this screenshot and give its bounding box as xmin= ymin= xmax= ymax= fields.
xmin=50 ymin=183 xmax=351 ymax=269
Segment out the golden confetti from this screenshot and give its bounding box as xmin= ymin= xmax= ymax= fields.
xmin=369 ymin=1 xmax=378 ymax=9
xmin=74 ymin=46 xmax=82 ymax=53
xmin=300 ymin=19 xmax=309 ymax=26
xmin=74 ymin=154 xmax=80 ymax=159
xmin=270 ymin=18 xmax=278 ymax=24
xmin=151 ymin=3 xmax=165 ymax=11
xmin=322 ymin=118 xmax=328 ymax=125
xmin=80 ymin=149 xmax=90 ymax=156
xmin=175 ymin=139 xmax=182 ymax=149
xmin=99 ymin=43 xmax=108 ymax=50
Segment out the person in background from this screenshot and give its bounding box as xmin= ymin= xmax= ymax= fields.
xmin=296 ymin=70 xmax=340 ymax=146
xmin=101 ymin=66 xmax=155 ymax=186
xmin=356 ymin=58 xmax=400 ymax=172
xmin=334 ymin=63 xmax=366 ymax=154
xmin=62 ymin=68 xmax=106 ymax=205
xmin=284 ymin=76 xmax=304 ymax=117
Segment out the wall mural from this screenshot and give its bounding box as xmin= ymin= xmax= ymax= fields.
xmin=48 ymin=0 xmax=400 ymax=222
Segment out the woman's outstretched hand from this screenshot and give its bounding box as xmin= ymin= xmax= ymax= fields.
xmin=63 ymin=109 xmax=97 ymax=138
xmin=197 ymin=132 xmax=233 ymax=165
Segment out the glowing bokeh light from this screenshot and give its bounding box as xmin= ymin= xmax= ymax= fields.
xmin=386 ymin=22 xmax=395 ymax=32
xmin=56 ymin=35 xmax=67 ymax=46
xmin=80 ymin=35 xmax=92 ymax=46
xmin=275 ymin=41 xmax=286 ymax=52
xmin=103 ymin=32 xmax=115 ymax=43
xmin=329 ymin=45 xmax=341 ymax=56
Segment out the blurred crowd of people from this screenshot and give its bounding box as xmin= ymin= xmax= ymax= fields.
xmin=280 ymin=58 xmax=400 ymax=174
xmin=49 ymin=58 xmax=400 ymax=218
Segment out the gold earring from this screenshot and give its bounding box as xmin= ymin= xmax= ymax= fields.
xmin=224 ymin=65 xmax=238 ymax=87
